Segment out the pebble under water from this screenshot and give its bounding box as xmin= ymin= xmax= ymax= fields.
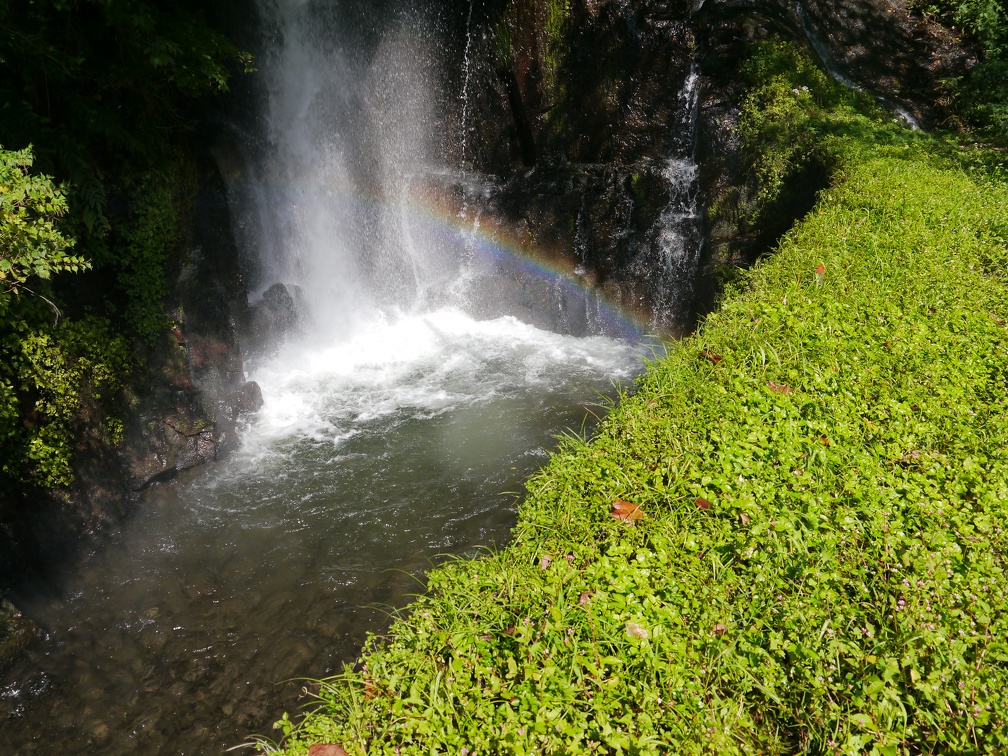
xmin=0 ymin=308 xmax=649 ymax=754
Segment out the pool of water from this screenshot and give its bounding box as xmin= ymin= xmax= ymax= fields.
xmin=0 ymin=308 xmax=648 ymax=754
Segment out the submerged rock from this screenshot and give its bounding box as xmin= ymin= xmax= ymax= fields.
xmin=0 ymin=599 xmax=39 ymax=674
xmin=243 ymin=282 xmax=308 ymax=362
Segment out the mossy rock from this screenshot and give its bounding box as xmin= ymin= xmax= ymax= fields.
xmin=0 ymin=599 xmax=38 ymax=673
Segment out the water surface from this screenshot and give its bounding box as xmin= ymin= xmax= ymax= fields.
xmin=1 ymin=308 xmax=647 ymax=753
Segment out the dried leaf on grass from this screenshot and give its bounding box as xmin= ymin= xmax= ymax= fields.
xmin=625 ymin=622 xmax=649 ymax=640
xmin=611 ymin=499 xmax=644 ymax=523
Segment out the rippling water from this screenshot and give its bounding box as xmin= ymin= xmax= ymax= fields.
xmin=0 ymin=308 xmax=647 ymax=754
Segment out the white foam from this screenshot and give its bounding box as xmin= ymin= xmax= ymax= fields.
xmin=238 ymin=307 xmax=643 ymax=460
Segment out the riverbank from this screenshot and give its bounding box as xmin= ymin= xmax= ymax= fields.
xmin=258 ymin=47 xmax=1008 ymax=754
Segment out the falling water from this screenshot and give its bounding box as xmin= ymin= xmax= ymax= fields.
xmin=634 ymin=60 xmax=704 ymax=326
xmin=458 ymin=0 xmax=478 ymax=166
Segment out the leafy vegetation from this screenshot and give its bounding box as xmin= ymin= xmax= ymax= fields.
xmin=258 ymin=42 xmax=1008 ymax=755
xmin=0 ymin=147 xmax=88 ymax=303
xmin=0 ymin=2 xmax=247 ymax=496
xmin=911 ymin=0 xmax=1008 ymax=139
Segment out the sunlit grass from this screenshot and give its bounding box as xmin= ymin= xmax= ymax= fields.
xmin=258 ymin=44 xmax=1008 ymax=756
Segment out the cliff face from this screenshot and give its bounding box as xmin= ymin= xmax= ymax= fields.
xmin=0 ymin=150 xmax=260 ymax=593
xmin=455 ymin=0 xmax=974 ymax=327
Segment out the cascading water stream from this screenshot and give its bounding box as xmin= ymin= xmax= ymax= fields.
xmin=633 ymin=59 xmax=704 ymax=325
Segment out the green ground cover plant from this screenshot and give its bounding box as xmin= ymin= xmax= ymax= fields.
xmin=258 ymin=43 xmax=1008 ymax=755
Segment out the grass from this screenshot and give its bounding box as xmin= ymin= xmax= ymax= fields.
xmin=256 ymin=43 xmax=1008 ymax=755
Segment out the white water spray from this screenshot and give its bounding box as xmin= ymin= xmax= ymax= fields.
xmin=228 ymin=0 xmax=647 ymax=452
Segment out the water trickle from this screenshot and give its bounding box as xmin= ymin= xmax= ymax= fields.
xmin=459 ymin=0 xmax=478 ymax=167
xmin=794 ymin=3 xmax=923 ymax=130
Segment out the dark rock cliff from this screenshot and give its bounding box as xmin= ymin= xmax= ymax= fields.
xmin=455 ymin=0 xmax=973 ymax=327
xmin=0 ymin=151 xmax=260 ymax=597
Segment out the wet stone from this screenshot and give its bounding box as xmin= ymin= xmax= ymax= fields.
xmin=0 ymin=599 xmax=39 ymax=673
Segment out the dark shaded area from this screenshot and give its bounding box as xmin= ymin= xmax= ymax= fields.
xmin=695 ymin=0 xmax=974 ymax=128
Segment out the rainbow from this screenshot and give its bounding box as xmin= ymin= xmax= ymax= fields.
xmin=392 ymin=176 xmax=651 ymax=340
xmin=248 ymin=172 xmax=658 ymax=340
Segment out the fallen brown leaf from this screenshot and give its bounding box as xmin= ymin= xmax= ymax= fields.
xmin=611 ymin=499 xmax=644 ymax=523
xmin=768 ymin=381 xmax=794 ymax=394
xmin=309 ymin=745 xmax=349 ymax=756
xmin=701 ymin=350 xmax=723 ymax=364
xmin=695 ymin=497 xmax=713 ymax=511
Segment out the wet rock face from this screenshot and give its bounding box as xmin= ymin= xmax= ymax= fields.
xmin=457 ymin=0 xmax=973 ymax=330
xmin=122 ymin=152 xmax=261 ymax=494
xmin=696 ymin=0 xmax=974 ymax=128
xmin=493 ymin=161 xmax=702 ymax=333
xmin=461 ymin=0 xmax=698 ymax=173
xmin=457 ymin=0 xmax=709 ymax=331
xmin=541 ymin=0 xmax=698 ymax=165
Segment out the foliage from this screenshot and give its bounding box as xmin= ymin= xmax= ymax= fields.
xmin=0 ymin=310 xmax=132 ymax=490
xmin=0 ymin=144 xmax=123 ymax=491
xmin=0 ymin=146 xmax=88 ymax=303
xmin=97 ymin=157 xmax=191 ymax=346
xmin=258 ymin=46 xmax=1008 ymax=755
xmin=0 ymin=2 xmax=247 ymax=494
xmin=911 ymin=0 xmax=1008 ymax=139
xmin=734 ymin=41 xmax=888 ymax=230
xmin=0 ymin=0 xmax=250 ymax=234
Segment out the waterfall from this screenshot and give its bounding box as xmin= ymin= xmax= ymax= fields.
xmin=232 ymin=0 xmax=460 ymax=340
xmin=226 ymin=0 xmax=640 ymax=352
xmin=633 ymin=60 xmax=704 ymax=329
